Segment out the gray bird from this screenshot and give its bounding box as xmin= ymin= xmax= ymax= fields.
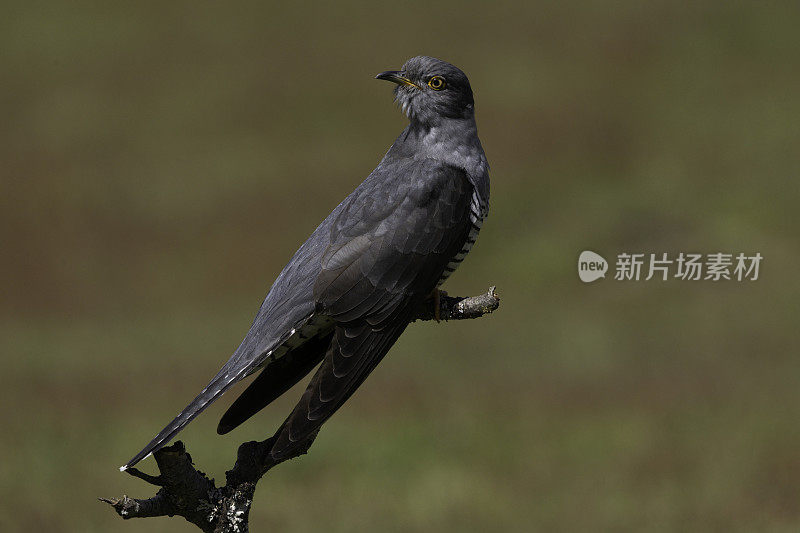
xmin=122 ymin=56 xmax=490 ymax=470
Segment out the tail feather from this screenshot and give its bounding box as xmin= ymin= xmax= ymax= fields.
xmin=121 ymin=313 xmax=323 ymax=471
xmin=121 ymin=369 xmax=243 ymax=470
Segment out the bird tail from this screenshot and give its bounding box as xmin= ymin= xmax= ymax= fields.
xmin=120 ymin=367 xmax=245 ymax=471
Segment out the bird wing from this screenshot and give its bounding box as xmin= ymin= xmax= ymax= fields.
xmin=269 ymin=158 xmax=474 ymax=458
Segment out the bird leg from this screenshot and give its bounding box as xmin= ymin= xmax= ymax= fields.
xmin=430 ymin=288 xmax=448 ymax=322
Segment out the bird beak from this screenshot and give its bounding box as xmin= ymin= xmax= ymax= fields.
xmin=375 ymin=71 xmax=421 ymax=89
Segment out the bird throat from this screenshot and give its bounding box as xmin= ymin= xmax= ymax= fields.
xmin=394 ymin=119 xmax=488 ymax=181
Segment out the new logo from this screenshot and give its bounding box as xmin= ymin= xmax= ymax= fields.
xmin=578 ymin=251 xmax=608 ymax=283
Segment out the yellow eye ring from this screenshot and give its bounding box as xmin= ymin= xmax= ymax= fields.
xmin=428 ymin=76 xmax=446 ymax=91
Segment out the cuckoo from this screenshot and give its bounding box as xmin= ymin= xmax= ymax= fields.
xmin=123 ymin=56 xmax=490 ymax=470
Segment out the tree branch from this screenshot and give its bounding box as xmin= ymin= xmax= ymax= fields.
xmin=101 ymin=286 xmax=500 ymax=532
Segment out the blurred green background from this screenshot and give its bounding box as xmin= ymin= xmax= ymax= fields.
xmin=2 ymin=1 xmax=799 ymax=531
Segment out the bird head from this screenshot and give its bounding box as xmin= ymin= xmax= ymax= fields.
xmin=376 ymin=56 xmax=474 ymax=125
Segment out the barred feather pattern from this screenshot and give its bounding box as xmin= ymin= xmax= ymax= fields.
xmin=437 ymin=190 xmax=487 ymax=286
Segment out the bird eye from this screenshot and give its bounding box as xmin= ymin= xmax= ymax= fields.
xmin=428 ymin=76 xmax=446 ymax=91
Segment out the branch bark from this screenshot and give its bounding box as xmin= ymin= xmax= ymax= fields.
xmin=101 ymin=286 xmax=500 ymax=532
